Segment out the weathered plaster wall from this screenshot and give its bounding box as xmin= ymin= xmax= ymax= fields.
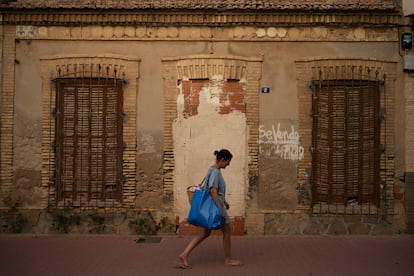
xmin=13 ymin=41 xmax=43 ymax=208
xmin=135 ymin=130 xmax=163 ymax=209
xmin=403 ymin=0 xmax=414 ymax=15
xmin=13 ymin=108 xmax=42 ymax=208
xmin=16 ymin=41 xmax=400 ymax=193
xmin=258 ymin=119 xmax=304 ymax=211
xmin=6 ymin=23 xmax=405 ymax=234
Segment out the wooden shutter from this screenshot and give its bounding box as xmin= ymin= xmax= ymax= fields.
xmin=312 ymin=81 xmax=380 ymax=207
xmin=56 ymin=78 xmax=123 ymax=204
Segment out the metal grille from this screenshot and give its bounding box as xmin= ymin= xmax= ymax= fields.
xmin=312 ymin=80 xmax=380 ymax=210
xmin=56 ymin=78 xmax=123 ymax=206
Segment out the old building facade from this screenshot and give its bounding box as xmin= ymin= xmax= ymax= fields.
xmin=1 ymin=0 xmax=413 ymax=235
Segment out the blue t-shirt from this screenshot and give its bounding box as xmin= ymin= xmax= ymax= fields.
xmin=204 ymin=167 xmax=230 ymax=224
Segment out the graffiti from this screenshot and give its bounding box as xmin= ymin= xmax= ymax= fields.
xmin=258 ymin=124 xmax=305 ymax=160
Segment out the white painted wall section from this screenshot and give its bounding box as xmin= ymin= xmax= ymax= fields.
xmin=173 ymin=76 xmax=247 ymax=221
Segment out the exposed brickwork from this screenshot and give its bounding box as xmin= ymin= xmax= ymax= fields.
xmin=219 ymin=81 xmax=246 ymax=115
xmin=180 ymin=79 xmax=246 ymax=118
xmin=0 ymin=26 xmax=16 ymax=201
xmin=181 ymin=80 xmax=201 ymax=118
xmin=1 ymin=12 xmax=402 ymax=32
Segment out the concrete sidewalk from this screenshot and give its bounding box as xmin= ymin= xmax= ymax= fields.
xmin=1 ymin=234 xmax=413 ymax=276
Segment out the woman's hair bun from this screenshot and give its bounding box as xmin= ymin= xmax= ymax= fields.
xmin=214 ymin=149 xmax=233 ymax=161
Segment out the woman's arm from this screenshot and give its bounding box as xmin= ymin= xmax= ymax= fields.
xmin=210 ymin=187 xmax=225 ymax=217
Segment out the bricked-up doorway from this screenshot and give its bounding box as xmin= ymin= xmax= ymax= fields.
xmin=55 ymin=78 xmax=124 ymax=206
xmin=162 ymin=56 xmax=262 ymax=234
xmin=312 ymin=80 xmax=380 ymax=209
xmin=173 ymin=77 xmax=248 ymax=221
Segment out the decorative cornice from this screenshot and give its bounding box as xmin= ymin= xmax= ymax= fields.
xmin=163 ymin=55 xmax=262 ymax=80
xmin=13 ymin=25 xmax=399 ymax=43
xmin=0 ymin=0 xmax=401 ymax=12
xmin=40 ymin=55 xmax=140 ymax=79
xmin=2 ymin=11 xmax=403 ymax=27
xmin=162 ymin=55 xmax=262 ymax=62
xmin=295 ymin=58 xmax=398 ymax=81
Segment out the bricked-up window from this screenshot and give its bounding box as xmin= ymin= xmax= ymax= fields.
xmin=312 ymin=81 xmax=380 ymax=208
xmin=56 ymin=78 xmax=123 ymax=204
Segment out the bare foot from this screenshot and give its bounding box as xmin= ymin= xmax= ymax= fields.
xmin=225 ymin=259 xmax=243 ymax=266
xmin=178 ymin=254 xmax=192 ymax=269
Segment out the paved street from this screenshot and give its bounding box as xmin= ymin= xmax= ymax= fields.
xmin=1 ymin=234 xmax=414 ymax=276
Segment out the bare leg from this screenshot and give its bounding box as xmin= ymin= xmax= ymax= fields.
xmin=222 ymin=223 xmax=242 ymax=266
xmin=179 ymin=228 xmax=211 ymax=268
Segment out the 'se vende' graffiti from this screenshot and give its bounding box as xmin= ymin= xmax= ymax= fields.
xmin=258 ymin=123 xmax=305 ymax=160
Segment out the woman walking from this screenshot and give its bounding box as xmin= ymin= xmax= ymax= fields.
xmin=179 ymin=149 xmax=242 ymax=268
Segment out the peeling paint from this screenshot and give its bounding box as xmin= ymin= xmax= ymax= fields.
xmin=178 ymin=76 xmax=246 ymax=119
xmin=173 ymin=77 xmax=247 ymax=220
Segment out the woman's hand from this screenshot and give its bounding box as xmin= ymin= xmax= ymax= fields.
xmin=224 ymin=201 xmax=230 ymax=210
xmin=210 ymin=188 xmax=226 ymax=217
xmin=210 ymin=187 xmax=222 ymax=208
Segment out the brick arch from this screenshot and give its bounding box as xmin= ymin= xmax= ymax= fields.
xmin=161 ymin=55 xmax=262 ymax=199
xmin=40 ymin=55 xmax=140 ymax=208
xmin=295 ymin=58 xmax=397 ymax=216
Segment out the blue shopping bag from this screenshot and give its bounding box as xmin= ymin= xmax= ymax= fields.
xmin=187 ymin=188 xmax=222 ymax=230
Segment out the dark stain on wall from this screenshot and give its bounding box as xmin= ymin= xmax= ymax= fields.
xmin=135 ymin=152 xmax=164 ymax=208
xmin=258 ymin=156 xmax=298 ymax=210
xmin=13 ymin=168 xmax=42 ymax=207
